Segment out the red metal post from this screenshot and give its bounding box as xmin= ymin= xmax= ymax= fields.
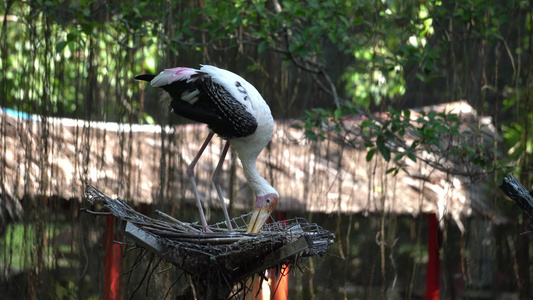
xmin=425 ymin=213 xmax=440 ymax=300
xmin=104 ymin=216 xmax=121 ymax=300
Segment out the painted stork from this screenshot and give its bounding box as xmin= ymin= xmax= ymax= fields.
xmin=136 ymin=65 xmax=278 ymax=233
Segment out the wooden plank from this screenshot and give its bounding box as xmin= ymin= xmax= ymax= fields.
xmin=122 ymin=221 xmax=163 ymax=253
xmin=248 ymin=235 xmax=312 ymax=275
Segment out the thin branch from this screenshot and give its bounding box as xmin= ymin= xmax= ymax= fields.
xmin=79 ymin=208 xmax=113 ymax=216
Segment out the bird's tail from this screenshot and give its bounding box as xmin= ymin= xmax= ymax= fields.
xmin=135 ymin=74 xmax=173 ymax=113
xmin=134 ymin=74 xmax=156 ymax=82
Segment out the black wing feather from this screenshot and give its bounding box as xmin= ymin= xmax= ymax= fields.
xmin=136 ymin=73 xmax=258 ymax=139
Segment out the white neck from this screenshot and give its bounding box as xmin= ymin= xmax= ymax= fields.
xmin=240 ymin=156 xmax=278 ymax=197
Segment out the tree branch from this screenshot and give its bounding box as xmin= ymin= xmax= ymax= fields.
xmin=500 ymin=174 xmax=533 ymax=219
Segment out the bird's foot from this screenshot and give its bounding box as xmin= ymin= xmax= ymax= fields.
xmin=203 ymin=226 xmax=213 ymax=233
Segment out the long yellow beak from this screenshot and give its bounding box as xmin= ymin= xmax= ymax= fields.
xmin=246 ymin=195 xmax=278 ymax=233
xmin=246 ymin=206 xmax=272 ymax=233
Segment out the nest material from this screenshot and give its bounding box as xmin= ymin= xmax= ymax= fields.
xmin=84 ymin=185 xmax=334 ymax=283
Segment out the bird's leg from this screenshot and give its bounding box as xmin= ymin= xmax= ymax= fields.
xmin=212 ymin=140 xmax=233 ymax=231
xmin=187 ymin=132 xmax=215 ymax=232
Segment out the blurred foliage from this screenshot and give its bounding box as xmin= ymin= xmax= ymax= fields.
xmin=2 ymin=0 xmax=530 ymax=181
xmin=295 ymin=0 xmax=531 ymax=182
xmin=300 ymin=101 xmax=499 ymax=178
xmin=2 ymin=0 xmax=533 ymax=298
xmin=0 ymin=0 xmax=160 ymax=123
xmin=1 ymin=0 xmax=530 ymax=201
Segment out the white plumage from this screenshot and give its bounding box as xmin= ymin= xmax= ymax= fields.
xmin=136 ymin=65 xmax=278 ymax=233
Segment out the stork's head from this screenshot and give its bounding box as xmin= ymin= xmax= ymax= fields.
xmin=246 ymin=193 xmax=278 ymax=233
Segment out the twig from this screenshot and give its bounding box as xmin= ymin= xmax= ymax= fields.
xmin=155 ymin=210 xmax=203 ymax=232
xmin=79 ymin=208 xmax=112 ymax=216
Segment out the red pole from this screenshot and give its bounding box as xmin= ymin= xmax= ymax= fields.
xmin=425 ymin=213 xmax=440 ymax=300
xmin=104 ymin=216 xmax=121 ymax=300
xmin=270 ymin=211 xmax=289 ymax=300
xmin=270 ymin=265 xmax=289 ymax=300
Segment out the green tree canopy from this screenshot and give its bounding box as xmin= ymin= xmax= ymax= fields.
xmin=1 ymin=0 xmax=531 ymax=181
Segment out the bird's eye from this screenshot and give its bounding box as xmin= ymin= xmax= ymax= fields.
xmin=266 ymin=199 xmax=270 ymax=204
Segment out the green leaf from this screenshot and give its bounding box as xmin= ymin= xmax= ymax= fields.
xmin=334 ymin=108 xmax=342 ymax=119
xmin=291 ymin=124 xmax=302 ymax=130
xmin=258 ymin=40 xmax=267 ymax=54
xmin=56 ymin=41 xmax=68 ymax=52
xmin=305 ymin=130 xmax=318 ymax=142
xmin=386 ymin=168 xmax=398 ymax=175
xmin=394 ymin=152 xmax=405 ymax=162
xmin=143 ymin=113 xmax=155 ymax=125
xmin=339 ymin=15 xmax=349 ymax=26
xmin=366 ymin=148 xmax=376 ymax=162
xmin=288 ymin=42 xmax=299 ymax=53
xmin=377 ymin=140 xmax=391 ymax=161
xmin=398 ymin=128 xmax=405 ymax=136
xmin=367 ymin=123 xmax=380 ymax=131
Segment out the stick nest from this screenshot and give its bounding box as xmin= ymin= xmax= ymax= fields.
xmin=84 ymin=185 xmax=334 ymax=282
